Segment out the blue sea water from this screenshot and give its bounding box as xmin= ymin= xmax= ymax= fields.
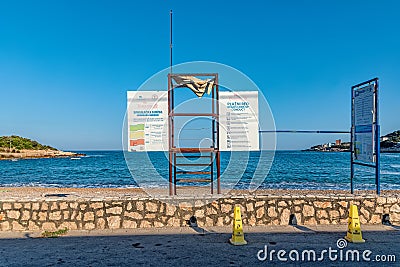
xmin=0 ymin=151 xmax=399 ymax=190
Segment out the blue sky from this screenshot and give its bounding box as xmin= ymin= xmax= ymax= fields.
xmin=0 ymin=0 xmax=399 ymax=150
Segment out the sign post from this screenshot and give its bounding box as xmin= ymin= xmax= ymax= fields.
xmin=350 ymin=78 xmax=380 ymax=194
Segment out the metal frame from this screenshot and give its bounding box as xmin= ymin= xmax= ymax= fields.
xmin=350 ymin=78 xmax=380 ymax=195
xmin=168 ymin=73 xmax=220 ymax=195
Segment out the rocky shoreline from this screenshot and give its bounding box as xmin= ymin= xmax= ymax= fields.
xmin=0 ymin=149 xmax=85 ymax=160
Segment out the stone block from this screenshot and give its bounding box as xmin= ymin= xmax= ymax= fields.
xmin=145 ymin=213 xmax=156 ymax=219
xmin=107 ymin=216 xmax=121 ymax=229
xmin=21 ymin=210 xmax=30 ymax=221
xmin=360 ymin=207 xmax=370 ymax=219
xmin=363 ymin=200 xmax=375 ymax=208
xmin=89 ymin=202 xmax=103 ymax=209
xmin=153 ymin=221 xmax=164 ymax=228
xmin=96 ymin=210 xmax=104 ymax=217
xmin=316 ymin=210 xmax=328 ymax=219
xmin=2 ymin=203 xmax=12 ymax=210
xmin=97 ymin=218 xmax=106 ymax=229
xmin=221 ymin=204 xmax=232 ymax=214
xmin=12 ymin=221 xmax=25 ymax=231
xmin=314 ymin=201 xmax=332 ymax=209
xmin=7 ymin=210 xmax=20 ymax=220
xmin=376 ymin=197 xmax=386 ymax=205
xmin=268 ymin=206 xmax=277 ymax=218
xmin=216 ymin=217 xmax=224 ymax=226
xmin=195 ymin=209 xmax=205 ymax=218
xmin=41 ymin=202 xmax=48 ymax=211
xmin=136 ymin=202 xmax=144 ymax=211
xmin=84 ymin=222 xmax=96 ymax=230
xmin=60 ymin=221 xmax=78 ymax=230
xmin=280 ymin=209 xmax=291 ymax=225
xmin=303 ymin=205 xmax=314 ymax=217
xmin=84 ymin=212 xmax=95 ymax=221
xmin=255 ymin=201 xmax=265 ymax=208
xmin=278 ymin=201 xmax=287 ymax=207
xmin=63 ymin=211 xmax=70 ymax=220
xmin=167 ymin=217 xmax=180 ymax=227
xmin=375 ymin=206 xmax=383 ymax=214
xmin=304 ymin=217 xmax=317 ymax=225
xmin=166 ymin=204 xmax=176 ymax=216
xmin=126 ymin=202 xmax=132 ymax=211
xmin=51 ymin=202 xmax=58 ymax=210
xmin=49 ymin=211 xmax=62 ymax=220
xmin=14 ymin=203 xmax=22 ymax=209
xmin=28 ymin=221 xmax=39 ymax=231
xmin=390 ymin=204 xmax=400 ymax=213
xmin=370 ymin=214 xmax=380 ymax=224
xmin=140 ymin=220 xmax=152 ymax=228
xmin=146 ymin=202 xmax=158 ymax=212
xmin=106 ymin=207 xmax=123 ymax=215
xmin=32 ymin=203 xmax=40 ymax=210
xmin=0 ymin=221 xmax=10 ymax=231
xmin=256 ymin=207 xmax=265 ymax=219
xmin=42 ymin=222 xmax=57 ymax=231
xmin=246 ymin=202 xmax=254 ymax=212
xmin=205 ymin=217 xmax=213 ymax=227
xmin=59 ymin=202 xmax=68 ymax=210
xmin=123 ymin=220 xmax=138 ymax=229
xmin=125 ymin=211 xmax=143 ymax=220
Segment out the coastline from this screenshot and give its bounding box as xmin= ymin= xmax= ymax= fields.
xmin=0 ymin=149 xmax=85 ymax=160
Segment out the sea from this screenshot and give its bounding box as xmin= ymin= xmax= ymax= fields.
xmin=0 ymin=151 xmax=400 ymax=191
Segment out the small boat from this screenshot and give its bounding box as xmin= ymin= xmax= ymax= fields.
xmin=11 ymin=159 xmax=18 ymax=162
xmin=70 ymin=157 xmax=81 ymax=160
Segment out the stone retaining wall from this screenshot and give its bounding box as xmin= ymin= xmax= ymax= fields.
xmin=0 ymin=195 xmax=399 ymax=231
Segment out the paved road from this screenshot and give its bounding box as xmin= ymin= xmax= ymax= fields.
xmin=0 ymin=225 xmax=399 ymax=266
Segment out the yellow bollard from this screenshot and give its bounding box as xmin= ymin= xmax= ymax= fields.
xmin=345 ymin=204 xmax=365 ymax=243
xmin=229 ymin=206 xmax=247 ymax=246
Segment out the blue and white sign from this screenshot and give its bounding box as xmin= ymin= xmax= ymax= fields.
xmin=353 ymin=84 xmax=375 ymax=163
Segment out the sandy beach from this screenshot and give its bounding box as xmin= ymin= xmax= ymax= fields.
xmin=0 ymin=186 xmax=399 ymax=200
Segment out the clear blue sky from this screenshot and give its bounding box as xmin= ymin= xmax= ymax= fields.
xmin=1 ymin=0 xmax=399 ymax=150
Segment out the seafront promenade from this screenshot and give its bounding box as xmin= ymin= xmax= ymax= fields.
xmin=1 ymin=225 xmax=399 ymax=266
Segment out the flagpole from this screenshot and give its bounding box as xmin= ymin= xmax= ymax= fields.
xmin=170 ymin=10 xmax=173 ymax=75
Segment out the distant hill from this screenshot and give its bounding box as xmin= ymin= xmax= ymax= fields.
xmin=381 ymin=130 xmax=400 ymax=152
xmin=0 ymin=135 xmax=57 ymax=152
xmin=305 ymin=130 xmax=400 ymax=152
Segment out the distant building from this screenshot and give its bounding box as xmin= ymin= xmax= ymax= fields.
xmin=336 ymin=139 xmax=342 ymax=146
xmin=381 ymin=136 xmax=389 ymax=141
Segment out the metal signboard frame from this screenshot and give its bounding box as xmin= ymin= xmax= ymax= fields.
xmin=350 ymin=78 xmax=380 ymax=194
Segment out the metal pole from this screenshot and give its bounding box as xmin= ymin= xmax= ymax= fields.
xmin=350 ymin=86 xmax=355 ymax=194
xmin=375 ymin=79 xmax=380 ymax=195
xmin=168 ymin=74 xmax=173 ymax=196
xmin=170 ymin=10 xmax=173 ymax=75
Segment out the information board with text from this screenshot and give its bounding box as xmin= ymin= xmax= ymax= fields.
xmin=127 ymin=91 xmax=168 ymax=151
xmin=353 ymin=84 xmax=375 ymax=163
xmin=219 ymin=91 xmax=259 ymax=151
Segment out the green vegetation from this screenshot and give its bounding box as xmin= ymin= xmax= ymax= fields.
xmin=41 ymin=228 xmax=69 ymax=238
xmin=0 ymin=135 xmax=57 ymax=152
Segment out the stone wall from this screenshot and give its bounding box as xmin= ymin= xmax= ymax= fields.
xmin=0 ymin=195 xmax=399 ymax=231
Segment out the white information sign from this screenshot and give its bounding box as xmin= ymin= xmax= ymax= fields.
xmin=219 ymin=91 xmax=259 ymax=151
xmin=354 ymin=84 xmax=374 ymax=162
xmin=127 ymin=91 xmax=168 ymax=151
